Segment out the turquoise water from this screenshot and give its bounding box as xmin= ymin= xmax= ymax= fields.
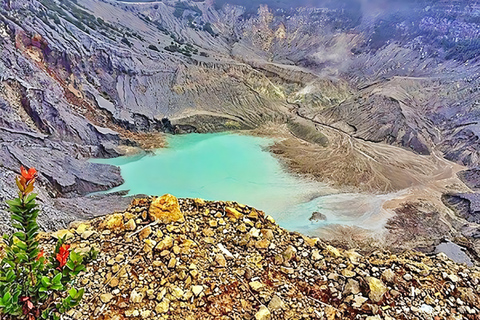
xmin=93 ymin=133 xmax=395 ymax=236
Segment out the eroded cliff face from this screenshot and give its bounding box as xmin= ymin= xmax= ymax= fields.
xmin=1 ymin=0 xmax=480 ymax=256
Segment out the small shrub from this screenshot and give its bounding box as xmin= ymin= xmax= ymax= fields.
xmin=0 ymin=167 xmax=88 ymax=320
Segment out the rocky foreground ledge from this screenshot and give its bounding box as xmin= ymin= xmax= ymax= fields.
xmin=35 ymin=195 xmax=479 ymax=320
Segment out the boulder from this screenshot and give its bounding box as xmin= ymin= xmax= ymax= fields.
xmin=309 ymin=211 xmax=327 ymax=221
xmin=149 ymin=194 xmax=184 ymax=223
xmin=366 ymin=277 xmax=388 ymax=303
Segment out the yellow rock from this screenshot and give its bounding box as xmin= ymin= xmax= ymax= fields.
xmin=155 ymin=236 xmax=174 ymax=251
xmin=155 ymin=299 xmax=170 ymax=313
xmin=144 ymin=239 xmax=156 ymax=253
xmin=181 ymin=239 xmax=196 ymax=248
xmin=100 ymin=293 xmax=114 ymax=304
xmin=225 ymin=207 xmax=243 ymax=220
xmin=124 ymin=211 xmax=135 ymax=220
xmin=124 ymin=219 xmax=136 ymax=231
xmin=255 ymin=305 xmax=271 ymax=320
xmin=249 ymin=281 xmax=265 ymax=291
xmin=325 ymin=245 xmax=341 ymax=258
xmin=52 ymin=229 xmax=75 ymax=240
xmin=341 ymin=269 xmax=356 ymax=278
xmin=104 ymin=214 xmax=124 ymax=231
xmin=139 ymin=226 xmax=152 ymax=240
xmin=237 ymin=224 xmax=247 ymax=233
xmin=194 ymin=198 xmax=205 ymax=206
xmin=130 ymin=289 xmax=144 ymax=303
xmin=76 ymin=223 xmax=89 ymax=235
xmin=170 ymin=286 xmax=184 ymax=300
xmin=345 ymin=250 xmax=362 ymax=264
xmin=255 ymin=239 xmax=270 ymax=249
xmin=247 ymin=210 xmax=259 ymax=220
xmin=303 ymin=236 xmax=319 ymax=247
xmin=168 ymin=257 xmax=177 ymax=269
xmin=266 ymin=215 xmax=275 ymax=224
xmin=367 ymin=277 xmax=388 ymax=303
xmin=148 ymin=194 xmax=184 ymax=223
xmin=261 ymin=229 xmax=274 ymax=240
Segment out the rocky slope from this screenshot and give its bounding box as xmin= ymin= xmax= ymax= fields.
xmin=1 ymin=0 xmax=480 ymax=256
xmin=34 ymin=194 xmax=480 ymax=319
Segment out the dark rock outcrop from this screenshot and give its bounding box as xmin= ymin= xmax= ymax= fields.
xmin=443 ymin=193 xmax=480 ymax=224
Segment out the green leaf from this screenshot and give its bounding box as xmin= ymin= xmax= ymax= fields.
xmin=66 ymin=260 xmax=75 ymax=271
xmin=12 ymin=232 xmax=26 ymax=241
xmin=11 ymin=214 xmax=25 ymax=223
xmin=52 ymin=273 xmax=62 ymax=285
xmin=41 ymin=276 xmax=51 ymax=287
xmin=3 ymin=292 xmax=11 ymax=303
xmin=75 ymin=288 xmax=85 ymax=300
xmin=6 ymin=199 xmax=22 ymax=207
xmin=15 ymin=241 xmax=27 ymax=251
xmin=68 ymin=288 xmax=77 ymax=298
xmin=25 ymin=193 xmax=37 ymax=203
xmin=51 ymin=284 xmax=63 ymax=291
xmin=73 ymin=265 xmax=86 ymax=273
xmin=11 ymin=223 xmax=23 ymax=229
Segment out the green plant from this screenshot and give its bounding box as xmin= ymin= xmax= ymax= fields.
xmin=0 ymin=167 xmax=86 ymax=320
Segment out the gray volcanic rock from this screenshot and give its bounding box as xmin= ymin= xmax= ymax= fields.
xmin=309 ymin=211 xmax=327 ymax=222
xmin=443 ymin=193 xmax=480 ymax=224
xmin=458 ymin=168 xmax=480 ymax=191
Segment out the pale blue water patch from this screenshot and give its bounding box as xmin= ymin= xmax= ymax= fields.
xmin=435 ymin=240 xmax=473 ymax=266
xmin=92 ymin=133 xmax=397 ymax=236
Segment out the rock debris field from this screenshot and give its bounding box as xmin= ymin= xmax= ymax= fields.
xmin=36 ymin=195 xmax=480 ymax=320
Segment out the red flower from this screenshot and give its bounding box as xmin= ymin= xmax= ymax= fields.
xmin=36 ymin=249 xmax=44 ymax=262
xmin=20 ymin=166 xmax=37 ymax=181
xmin=16 ymin=166 xmax=37 ymax=195
xmin=56 ymin=244 xmax=70 ymax=269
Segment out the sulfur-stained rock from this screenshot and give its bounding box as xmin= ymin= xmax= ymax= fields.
xmin=81 ymin=231 xmax=96 ymax=240
xmin=138 ymin=226 xmax=152 ymax=240
xmin=170 ymin=286 xmax=184 ymax=300
xmin=52 ymin=229 xmax=75 ymax=240
xmin=326 ymin=245 xmax=341 ymax=258
xmin=255 ymin=239 xmax=270 ymax=249
xmin=149 ymin=194 xmax=184 ymax=223
xmin=366 ymin=277 xmax=388 ymax=303
xmin=268 ymin=295 xmax=285 ymax=310
xmin=215 ymin=253 xmax=227 ymax=267
xmin=76 ymin=223 xmax=89 ymax=235
xmin=168 ymin=257 xmax=177 ymax=269
xmin=342 ymin=269 xmax=356 ymax=278
xmin=255 ymin=305 xmax=271 ymax=320
xmin=303 ymin=236 xmax=319 ymax=247
xmin=130 ymin=289 xmax=144 ymax=303
xmin=155 ymin=299 xmax=170 ymax=314
xmin=124 ymin=219 xmax=136 ymax=231
xmin=103 ymin=214 xmax=124 ymax=231
xmin=100 ymin=293 xmax=114 ymax=304
xmin=225 ymin=207 xmax=243 ymax=220
xmin=155 ymin=236 xmax=174 ymax=251
xmin=144 ymin=239 xmax=156 ymax=253
xmin=352 ymin=294 xmax=368 ymax=308
xmin=194 ymin=198 xmax=205 ymax=206
xmin=249 ymin=281 xmax=265 ymax=292
xmin=345 ymin=250 xmax=362 ymax=264
xmin=192 ymin=285 xmax=203 ymax=296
